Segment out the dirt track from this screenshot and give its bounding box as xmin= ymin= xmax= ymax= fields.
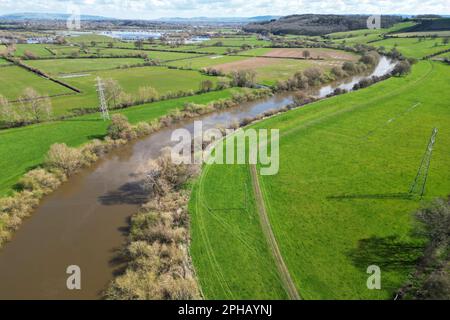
xmin=249 ymin=165 xmax=301 ymax=300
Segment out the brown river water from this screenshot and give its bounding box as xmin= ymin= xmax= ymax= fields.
xmin=0 ymin=57 xmax=395 ymax=299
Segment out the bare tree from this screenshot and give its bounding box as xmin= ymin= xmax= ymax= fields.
xmin=103 ymin=79 xmax=123 ymax=108
xmin=18 ymin=88 xmax=52 ymax=122
xmin=391 ymin=60 xmax=411 ymax=76
xmin=23 ymin=50 xmax=38 ymax=60
xmin=134 ymin=39 xmax=144 ymax=50
xmin=199 ymin=80 xmax=214 ymax=92
xmin=302 ymin=50 xmax=311 ymax=59
xmin=0 ymin=94 xmax=17 ymax=126
xmin=230 ymin=70 xmax=257 ymax=87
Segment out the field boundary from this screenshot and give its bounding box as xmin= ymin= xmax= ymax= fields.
xmin=249 ymin=164 xmax=301 ymax=300
xmin=3 ymin=56 xmax=82 ymax=93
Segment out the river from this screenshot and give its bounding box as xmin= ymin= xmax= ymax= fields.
xmin=0 ymin=57 xmax=396 ymax=299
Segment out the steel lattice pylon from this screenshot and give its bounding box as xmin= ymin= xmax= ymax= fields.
xmin=409 ymin=128 xmax=438 ymax=198
xmin=96 ymin=77 xmax=110 ymax=121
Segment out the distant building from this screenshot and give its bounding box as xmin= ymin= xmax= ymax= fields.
xmin=26 ymin=37 xmax=55 ymax=44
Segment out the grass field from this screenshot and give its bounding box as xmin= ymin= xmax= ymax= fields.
xmin=327 ymin=22 xmax=416 ymax=44
xmin=190 ymin=60 xmax=450 ymax=299
xmin=65 ymin=66 xmax=221 ymax=95
xmin=24 ymin=58 xmax=146 ymax=75
xmin=13 ymin=44 xmax=54 ymax=57
xmin=0 ymin=65 xmax=73 ymax=100
xmin=233 ymin=47 xmax=273 ymax=56
xmin=434 ymin=51 xmax=450 ymax=59
xmin=0 ymin=89 xmax=241 ymax=196
xmin=166 ymin=54 xmax=249 ymax=69
xmin=4 ymin=65 xmax=224 ymax=115
xmin=392 ymin=31 xmax=450 ymax=37
xmin=59 ymin=66 xmax=222 ymax=107
xmin=94 ymin=48 xmax=203 ymax=60
xmin=66 ymin=34 xmax=120 ymax=44
xmin=204 ymin=36 xmax=271 ymax=47
xmin=189 ymin=164 xmax=289 ymax=299
xmin=0 ymin=58 xmax=12 ymax=66
xmin=371 ymin=37 xmax=450 ymax=58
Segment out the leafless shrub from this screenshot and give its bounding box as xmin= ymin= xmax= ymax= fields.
xmin=18 ymin=169 xmax=64 ymax=195
xmin=230 ymin=70 xmax=257 ymax=88
xmin=303 ymin=67 xmax=323 ymax=86
xmin=23 ymin=50 xmax=38 ymax=60
xmin=143 ymin=149 xmax=197 ymax=197
xmin=138 ymin=86 xmax=159 ymax=103
xmin=107 ymin=114 xmax=136 ymax=141
xmin=103 ymin=79 xmax=123 ymax=108
xmin=239 ymin=116 xmax=254 ymax=127
xmin=228 ymin=120 xmax=240 ymax=130
xmin=0 ymin=94 xmax=18 ymax=126
xmin=44 ymin=143 xmax=87 ymax=176
xmin=135 ymin=122 xmax=153 ymax=137
xmin=18 ymin=88 xmax=52 ymax=122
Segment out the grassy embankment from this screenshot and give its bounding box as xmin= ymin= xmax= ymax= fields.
xmin=190 ymin=60 xmax=450 ymax=299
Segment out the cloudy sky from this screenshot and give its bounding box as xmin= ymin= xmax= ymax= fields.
xmin=0 ymin=0 xmax=449 ymax=19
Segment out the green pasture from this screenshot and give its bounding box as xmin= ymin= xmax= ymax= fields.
xmin=14 ymin=44 xmax=54 ymax=57
xmin=204 ymin=36 xmax=271 ymax=47
xmin=24 ymin=58 xmax=146 ymax=75
xmin=372 ymin=37 xmax=450 ymax=58
xmin=166 ymin=54 xmax=250 ymax=69
xmin=0 ymin=65 xmax=73 ymax=100
xmin=189 ymin=164 xmax=289 ymax=299
xmin=191 ymin=60 xmax=450 ymax=299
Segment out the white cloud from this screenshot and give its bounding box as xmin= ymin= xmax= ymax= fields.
xmin=0 ymin=0 xmax=449 ymax=19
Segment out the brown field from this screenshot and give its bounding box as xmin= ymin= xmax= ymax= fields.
xmin=263 ymin=48 xmax=358 ymax=61
xmin=212 ymin=57 xmax=280 ymax=72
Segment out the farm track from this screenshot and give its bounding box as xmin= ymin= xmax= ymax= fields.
xmin=249 ymin=164 xmax=301 ymax=300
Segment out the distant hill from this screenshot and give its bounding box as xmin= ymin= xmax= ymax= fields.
xmin=0 ymin=13 xmax=278 ymax=25
xmin=156 ymin=16 xmax=281 ymax=24
xmin=243 ymin=14 xmax=404 ymax=36
xmin=397 ymin=18 xmax=450 ymax=32
xmin=0 ymin=12 xmax=114 ymax=21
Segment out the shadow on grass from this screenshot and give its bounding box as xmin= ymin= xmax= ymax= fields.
xmin=348 ymin=235 xmax=424 ymax=272
xmin=63 ymin=118 xmax=105 ymax=122
xmin=327 ymin=193 xmax=414 ymax=200
xmin=98 ymin=180 xmax=149 ymax=206
xmin=87 ymin=134 xmax=107 ymax=140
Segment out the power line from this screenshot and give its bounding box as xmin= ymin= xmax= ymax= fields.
xmin=96 ymin=77 xmax=110 ymax=121
xmin=409 ymin=128 xmax=438 ymax=198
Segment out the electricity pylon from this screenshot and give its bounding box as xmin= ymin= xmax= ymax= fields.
xmin=409 ymin=128 xmax=438 ymax=198
xmin=96 ymin=77 xmax=110 ymax=121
